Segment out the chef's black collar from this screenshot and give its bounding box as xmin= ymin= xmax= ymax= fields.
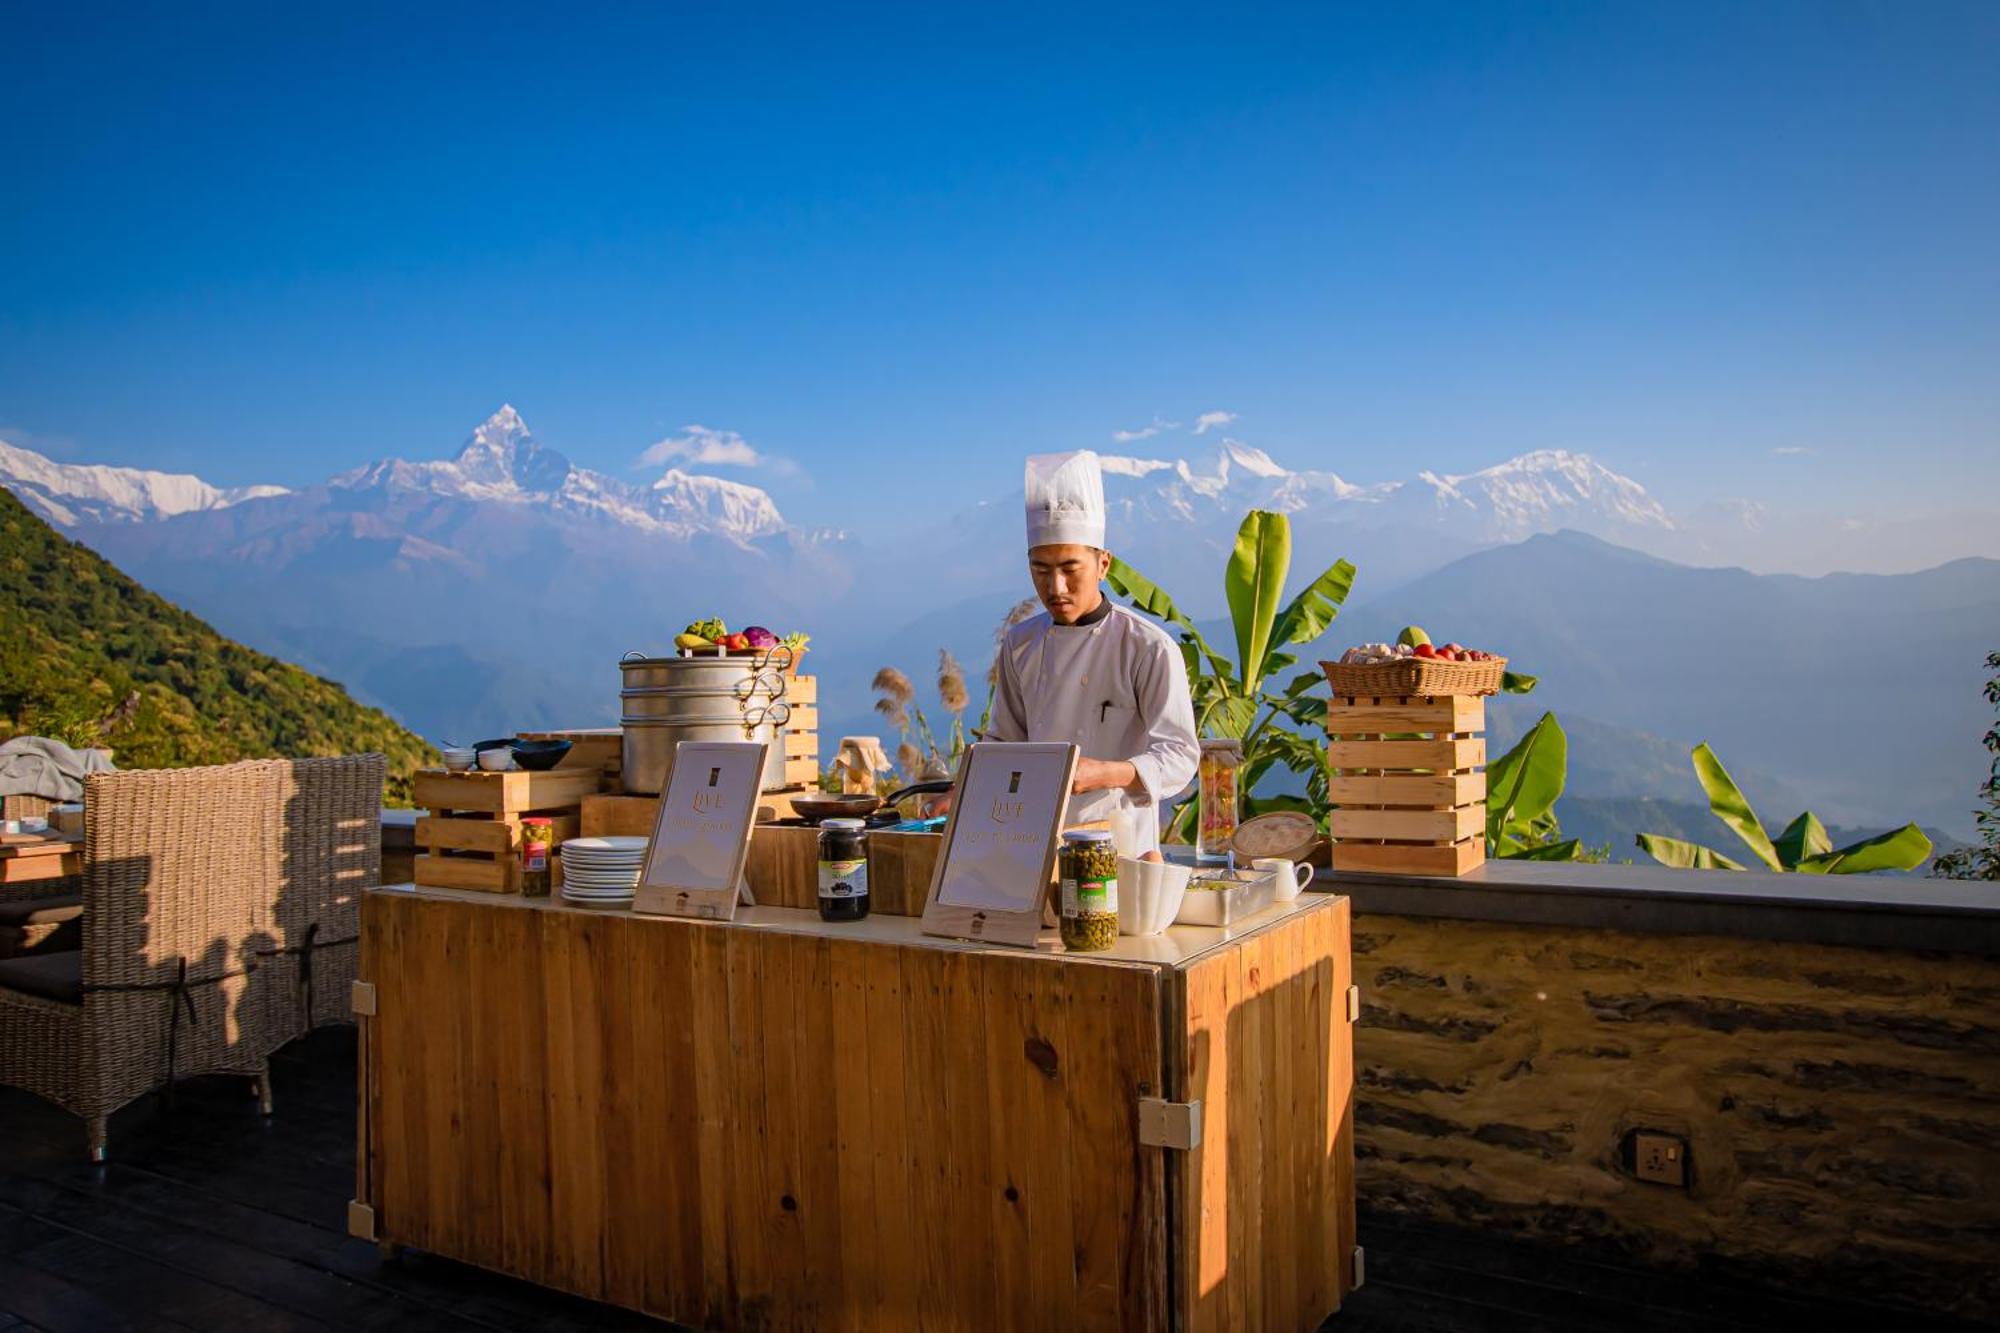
xmin=1055 ymin=598 xmax=1113 ymax=628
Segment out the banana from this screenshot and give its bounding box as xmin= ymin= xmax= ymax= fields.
xmin=675 ymin=632 xmax=714 ymax=650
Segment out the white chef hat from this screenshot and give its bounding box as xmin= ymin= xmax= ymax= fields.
xmin=1024 ymin=450 xmax=1106 ymax=550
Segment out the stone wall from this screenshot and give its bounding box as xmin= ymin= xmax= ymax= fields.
xmin=1352 ymin=913 xmax=2000 ymax=1323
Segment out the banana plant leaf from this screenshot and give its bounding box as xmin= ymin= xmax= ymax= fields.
xmin=1507 ymin=838 xmax=1585 ymax=861
xmin=1268 ymin=557 xmax=1358 ymax=657
xmin=1486 ymin=712 xmax=1567 ymax=852
xmin=1774 ymin=810 xmax=1831 ymax=869
xmin=1111 ymin=559 xmax=1235 ymax=680
xmin=1225 ymin=511 xmax=1291 ymax=695
xmin=1636 ymin=834 xmax=1748 ymax=870
xmin=1797 ymin=822 xmax=1933 ymax=874
xmin=1690 ymin=743 xmax=1781 ymax=870
xmin=1501 ymin=670 xmax=1539 ymax=694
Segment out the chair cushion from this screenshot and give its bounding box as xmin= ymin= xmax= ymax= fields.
xmin=0 ymin=895 xmax=82 ymax=927
xmin=0 ymin=950 xmax=82 ymax=1004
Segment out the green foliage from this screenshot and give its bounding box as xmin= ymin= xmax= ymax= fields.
xmin=1932 ymin=650 xmax=2000 ymax=881
xmin=1486 ymin=712 xmax=1585 ymax=861
xmin=1638 ymin=741 xmax=1932 ymax=875
xmin=1107 ymin=510 xmax=1356 ymax=839
xmin=0 ymin=488 xmax=433 ymax=803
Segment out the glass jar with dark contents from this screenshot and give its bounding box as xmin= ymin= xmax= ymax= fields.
xmin=1058 ymin=828 xmax=1119 ymax=951
xmin=816 ymin=818 xmax=871 ymax=922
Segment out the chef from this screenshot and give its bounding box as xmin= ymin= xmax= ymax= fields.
xmin=982 ymin=450 xmax=1201 ymax=856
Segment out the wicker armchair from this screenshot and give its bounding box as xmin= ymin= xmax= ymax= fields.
xmin=262 ymin=754 xmax=385 ymax=1041
xmin=0 ymin=760 xmax=286 ymax=1159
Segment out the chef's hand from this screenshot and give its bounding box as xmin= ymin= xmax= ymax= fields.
xmin=923 ymin=791 xmax=954 ymax=817
xmin=1072 ymin=758 xmax=1139 ymax=795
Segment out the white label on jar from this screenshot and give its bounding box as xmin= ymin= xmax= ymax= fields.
xmin=1062 ymin=876 xmax=1117 ymax=915
xmin=818 ymin=858 xmax=868 ymax=900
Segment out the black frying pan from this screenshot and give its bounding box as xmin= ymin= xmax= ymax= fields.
xmin=786 ymin=780 xmax=954 ymax=827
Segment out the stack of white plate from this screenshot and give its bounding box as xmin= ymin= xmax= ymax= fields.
xmin=559 ymin=835 xmax=647 ymax=906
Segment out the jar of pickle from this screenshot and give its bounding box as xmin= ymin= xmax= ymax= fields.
xmin=520 ymin=816 xmax=554 ymax=897
xmin=816 ymin=817 xmax=871 ymax=922
xmin=1196 ymin=739 xmax=1243 ymax=865
xmin=1058 ymin=829 xmax=1119 ymax=951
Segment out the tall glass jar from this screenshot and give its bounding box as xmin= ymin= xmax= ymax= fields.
xmin=1196 ymin=739 xmax=1243 ymax=865
xmin=1058 ymin=829 xmax=1119 ymax=951
xmin=816 ymin=818 xmax=871 ymax=921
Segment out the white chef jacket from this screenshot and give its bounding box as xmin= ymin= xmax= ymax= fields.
xmin=985 ymin=603 xmax=1201 ymax=855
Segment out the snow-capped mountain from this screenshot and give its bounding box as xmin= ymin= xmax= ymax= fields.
xmin=915 ymin=438 xmax=1682 ymax=610
xmin=0 ymin=437 xmax=287 ymax=527
xmin=1405 ymin=449 xmax=1675 ymax=541
xmin=329 ymin=405 xmax=792 ymax=545
xmin=1096 ymin=439 xmax=1670 ymax=544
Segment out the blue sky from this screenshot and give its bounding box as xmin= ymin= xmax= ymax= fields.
xmin=3 ymin=2 xmax=1996 ymax=531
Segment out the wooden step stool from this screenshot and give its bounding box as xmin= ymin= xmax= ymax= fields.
xmin=412 ymin=768 xmax=601 ymax=893
xmin=1326 ymin=694 xmax=1487 ymax=876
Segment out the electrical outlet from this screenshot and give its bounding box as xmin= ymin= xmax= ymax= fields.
xmin=1632 ymin=1130 xmax=1689 ymax=1187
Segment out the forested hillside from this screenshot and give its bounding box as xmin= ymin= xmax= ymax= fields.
xmin=0 ymin=487 xmax=431 ymax=801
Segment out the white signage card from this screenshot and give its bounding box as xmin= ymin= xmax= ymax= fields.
xmin=634 ymin=740 xmax=767 ymax=920
xmin=921 ymin=741 xmax=1077 ymax=947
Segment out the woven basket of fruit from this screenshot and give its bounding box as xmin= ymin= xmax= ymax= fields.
xmin=1321 ymin=630 xmax=1505 ymax=697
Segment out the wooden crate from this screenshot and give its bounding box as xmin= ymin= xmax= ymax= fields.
xmin=357 ymin=888 xmax=1355 ymax=1332
xmin=412 ymin=768 xmax=600 ymax=893
xmin=1326 ymin=694 xmax=1486 ymax=877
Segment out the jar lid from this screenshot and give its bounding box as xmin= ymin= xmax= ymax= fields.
xmin=820 ymin=818 xmax=867 ymax=832
xmin=522 ymin=816 xmax=553 ymax=827
xmin=1061 ymin=828 xmax=1114 ymax=843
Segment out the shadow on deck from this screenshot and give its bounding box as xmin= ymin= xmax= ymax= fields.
xmin=0 ymin=1028 xmax=1981 ymax=1332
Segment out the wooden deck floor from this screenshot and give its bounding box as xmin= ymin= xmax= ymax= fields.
xmin=0 ymin=1027 xmax=1977 ymax=1332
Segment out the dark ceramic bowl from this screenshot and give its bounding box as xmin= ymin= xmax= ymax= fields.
xmin=471 ymin=737 xmax=516 ymax=753
xmin=509 ymin=739 xmax=573 ymax=771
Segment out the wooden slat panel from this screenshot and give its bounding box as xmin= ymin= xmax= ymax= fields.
xmin=783 ymin=704 xmax=819 ymax=732
xmin=1333 ymin=837 xmax=1484 ymax=877
xmin=743 ymin=824 xmax=819 ymax=911
xmin=783 ymin=755 xmax=822 ymax=788
xmin=413 ymin=767 xmax=601 ymax=815
xmin=830 ymin=941 xmax=882 ymax=1333
xmin=1326 ymin=737 xmax=1484 ymax=771
xmin=1176 ymin=901 xmax=1354 ymax=1333
xmin=1323 ymin=695 xmax=1483 ymax=736
xmin=866 ymin=830 xmax=943 ymax=917
xmin=786 ymin=675 xmax=818 ymax=706
xmin=862 ymin=941 xmax=919 ymax=1326
xmin=1328 ymin=804 xmax=1483 ymax=843
xmin=938 ymin=949 xmax=995 ymax=1333
xmin=1326 ymin=771 xmax=1486 ymax=807
xmin=582 ymin=794 xmax=656 ymax=837
xmin=688 ymin=923 xmax=735 ymax=1326
xmin=1329 ymin=899 xmax=1357 ymax=1303
xmin=906 ymin=944 xmax=963 ymax=1328
xmin=1178 ymin=938 xmax=1236 ymax=1333
xmin=413 ymin=853 xmax=517 ymax=893
xmin=416 ymin=813 xmax=581 ymax=855
xmin=791 ymin=936 xmax=845 ymax=1327
xmin=784 ymin=730 xmax=820 ymax=759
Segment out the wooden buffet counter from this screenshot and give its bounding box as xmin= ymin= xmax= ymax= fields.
xmin=352 ymin=883 xmax=1357 ymax=1332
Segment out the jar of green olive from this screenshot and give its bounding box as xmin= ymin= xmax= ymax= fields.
xmin=1058 ymin=829 xmax=1119 ymax=952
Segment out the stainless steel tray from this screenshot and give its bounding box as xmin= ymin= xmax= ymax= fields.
xmin=1173 ymin=867 xmax=1279 ymax=927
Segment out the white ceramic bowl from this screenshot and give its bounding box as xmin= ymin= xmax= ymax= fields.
xmin=1117 ymin=855 xmax=1192 ymax=936
xmin=476 ymin=747 xmax=515 ymax=771
xmin=442 ymin=749 xmax=476 ymax=771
